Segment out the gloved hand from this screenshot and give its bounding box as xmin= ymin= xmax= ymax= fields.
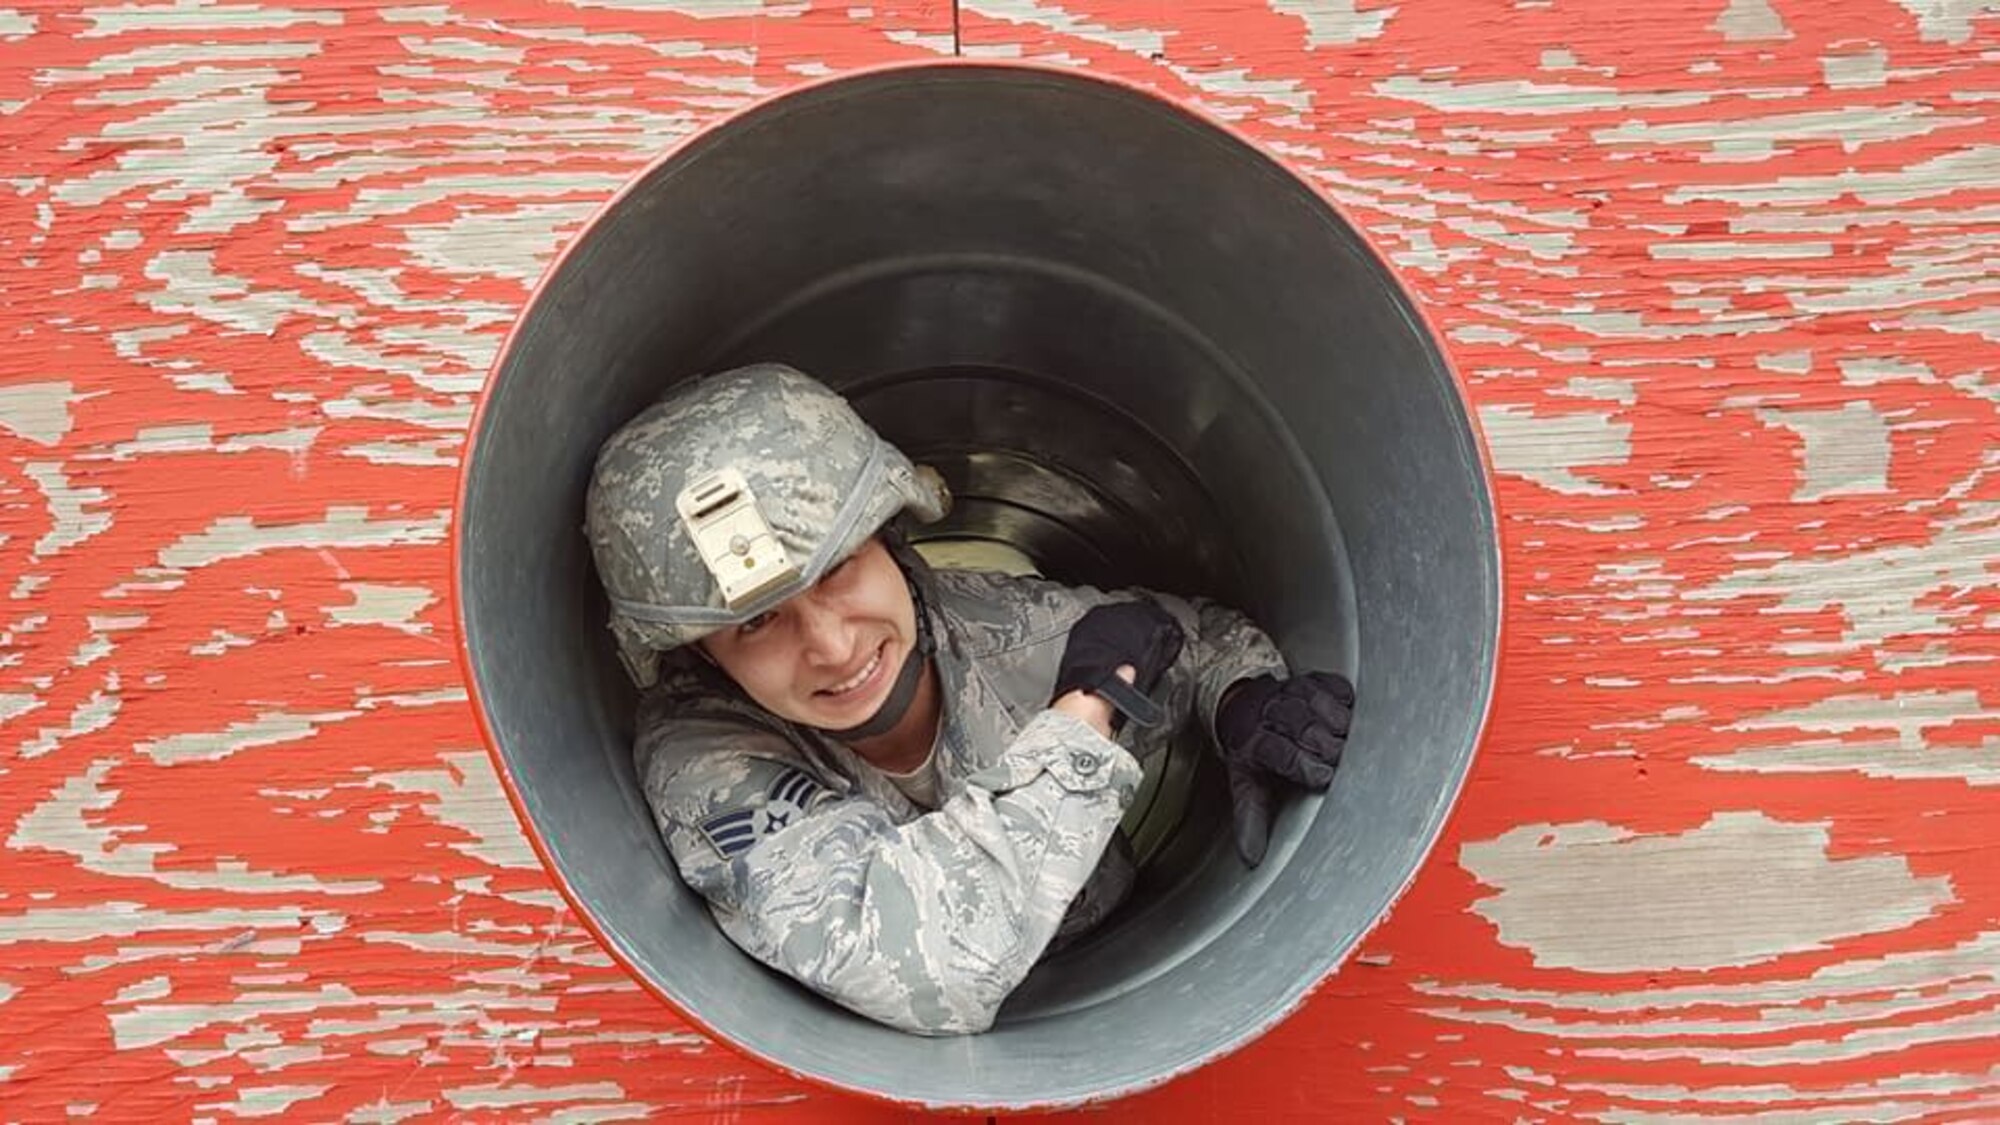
xmin=1051 ymin=600 xmax=1185 ymax=734
xmin=1215 ymin=671 xmax=1355 ymax=866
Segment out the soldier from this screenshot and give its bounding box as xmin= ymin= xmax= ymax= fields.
xmin=587 ymin=363 xmax=1353 ymax=1035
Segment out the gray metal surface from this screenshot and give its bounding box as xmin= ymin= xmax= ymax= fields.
xmin=456 ymin=63 xmax=1499 ymax=1109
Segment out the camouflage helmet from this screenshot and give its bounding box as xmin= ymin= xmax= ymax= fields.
xmin=586 ymin=363 xmax=949 ymax=687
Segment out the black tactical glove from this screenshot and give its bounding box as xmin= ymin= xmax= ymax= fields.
xmin=1052 ymin=600 xmax=1185 ymax=733
xmin=1215 ymin=671 xmax=1355 ymax=866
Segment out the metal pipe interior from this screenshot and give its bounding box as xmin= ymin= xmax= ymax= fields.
xmin=458 ymin=64 xmax=1497 ymax=1109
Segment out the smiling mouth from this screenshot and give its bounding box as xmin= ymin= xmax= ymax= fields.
xmin=818 ymin=641 xmax=887 ymax=698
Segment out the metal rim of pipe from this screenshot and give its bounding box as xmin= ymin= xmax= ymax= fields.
xmin=452 ymin=60 xmax=1503 ymax=1110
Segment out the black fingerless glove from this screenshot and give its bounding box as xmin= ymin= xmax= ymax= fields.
xmin=1052 ymin=600 xmax=1185 ymax=733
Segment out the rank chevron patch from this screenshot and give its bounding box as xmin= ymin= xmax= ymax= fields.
xmin=698 ymin=767 xmax=828 ymax=859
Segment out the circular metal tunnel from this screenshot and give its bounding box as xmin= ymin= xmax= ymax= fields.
xmin=455 ymin=63 xmax=1499 ymax=1109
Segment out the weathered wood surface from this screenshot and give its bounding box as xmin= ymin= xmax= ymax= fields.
xmin=2 ymin=0 xmax=1996 ymax=1119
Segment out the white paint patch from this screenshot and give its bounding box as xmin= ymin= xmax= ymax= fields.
xmin=1697 ymin=735 xmax=2000 ymax=785
xmin=298 ymin=331 xmax=484 ymax=394
xmin=1839 ymin=355 xmax=1937 ymax=385
xmin=20 ymin=677 xmax=120 ymax=759
xmin=1586 ymin=1004 xmax=2000 ymax=1068
xmin=220 ymin=427 xmax=321 ymax=456
xmin=1267 ymin=0 xmax=1392 ymax=44
xmin=346 ymin=1099 xmax=435 ymax=1123
xmin=25 ymin=462 xmax=113 ymax=558
xmin=1558 ymin=1067 xmax=2000 ymax=1112
xmin=139 ymin=709 xmax=361 ymax=765
xmin=398 ymin=34 xmax=525 ymax=62
xmin=112 ymin=424 xmax=214 ymax=456
xmin=1726 ymin=688 xmax=2000 ymax=738
xmin=114 ymin=975 xmax=173 ymax=1003
xmin=355 ymin=686 xmax=466 ymax=711
xmin=48 ymin=70 xmax=328 ymax=249
xmin=1713 ymin=0 xmax=1792 ymax=40
xmin=338 ymin=438 xmax=460 ymax=467
xmin=1891 ymin=0 xmax=1996 ymax=42
xmin=114 ymin=985 xmax=538 ymax=1049
xmin=320 ymin=395 xmax=472 ymax=432
xmin=1596 ymin=104 xmax=1968 ymax=151
xmin=1560 ymin=377 xmax=1639 ymax=404
xmin=1669 ymin=143 xmax=2000 ymax=206
xmin=1461 ymin=812 xmax=1953 ymax=972
xmin=0 ymin=903 xmax=312 ymax=944
xmin=0 ymin=382 xmax=75 ymax=444
xmin=1421 ymin=928 xmax=2000 ymax=1015
xmin=1683 ymin=502 xmax=2000 ymax=661
xmin=285 ymin=172 xmax=625 ymax=234
xmin=240 ymin=1046 xmax=323 ymax=1071
xmin=357 ymin=930 xmax=602 ymax=967
xmin=307 ymin=1008 xmax=479 ymax=1038
xmin=1476 ymin=405 xmax=1632 ymax=495
xmin=0 ymin=7 xmax=35 ymax=35
xmin=11 ymin=759 xmax=385 ymax=892
xmin=328 ymin=584 xmax=436 ymax=632
xmin=79 ymin=0 xmax=340 ymax=36
xmin=1823 ymin=45 xmax=1890 ymax=89
xmin=144 ymin=249 xmax=352 ymax=336
xmin=370 ymin=751 xmax=540 ymax=870
xmin=965 ymin=0 xmax=1166 ymax=55
xmin=1756 ymin=350 xmax=1813 ymax=374
xmin=402 ymin=202 xmax=591 ymax=285
xmin=1903 ymin=304 xmax=2000 ymax=343
xmin=881 ymin=27 xmax=954 ymax=53
xmin=1449 ymin=324 xmax=1523 ymax=346
xmin=1649 ymin=239 xmax=1834 ymax=260
xmin=443 ymin=1083 xmax=626 ymax=1110
xmin=1757 ymin=401 xmax=1892 ymax=499
xmin=189 ymin=630 xmax=254 ymax=657
xmin=157 ymin=507 xmax=450 ymax=568
xmin=1166 ymin=63 xmax=1313 ymax=113
xmin=0 ymin=693 xmax=40 ymax=722
xmin=562 ymin=0 xmax=769 ymax=11
xmin=108 ymin=424 xmax=321 ymax=460
xmin=1375 ymin=75 xmax=1711 ymax=115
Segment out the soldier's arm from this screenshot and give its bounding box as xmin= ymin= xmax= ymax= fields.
xmin=1113 ymin=591 xmax=1288 ymax=745
xmin=951 ymin=568 xmax=1287 ymax=753
xmin=641 ymin=711 xmax=1141 ymax=1036
xmin=1179 ymin=595 xmax=1289 ymax=737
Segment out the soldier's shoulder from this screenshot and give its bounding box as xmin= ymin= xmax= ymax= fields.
xmin=633 ymin=658 xmax=819 ymax=813
xmin=932 ymin=567 xmax=1100 ymax=656
xmin=655 ymin=748 xmax=836 ymax=861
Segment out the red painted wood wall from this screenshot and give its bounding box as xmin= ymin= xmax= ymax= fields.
xmin=3 ymin=0 xmax=1997 ymax=1119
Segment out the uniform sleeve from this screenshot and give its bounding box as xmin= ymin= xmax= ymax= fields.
xmin=939 ymin=568 xmax=1289 ymax=755
xmin=638 ymin=704 xmax=1142 ymax=1036
xmin=1153 ymin=593 xmax=1291 ymax=742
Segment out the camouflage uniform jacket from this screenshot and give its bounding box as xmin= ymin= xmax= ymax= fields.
xmin=634 ymin=565 xmax=1286 ymax=1035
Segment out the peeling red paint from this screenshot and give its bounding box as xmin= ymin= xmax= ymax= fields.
xmin=3 ymin=0 xmax=1997 ymax=1120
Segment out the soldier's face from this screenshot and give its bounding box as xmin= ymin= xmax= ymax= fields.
xmin=698 ymin=537 xmax=918 ymax=730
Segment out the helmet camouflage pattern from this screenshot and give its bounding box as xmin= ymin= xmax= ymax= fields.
xmin=586 ymin=363 xmax=949 ymax=686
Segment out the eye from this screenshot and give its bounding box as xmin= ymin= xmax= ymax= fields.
xmin=737 ymin=611 xmax=776 ymax=636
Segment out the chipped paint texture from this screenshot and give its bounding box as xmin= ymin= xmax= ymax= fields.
xmin=1 ymin=0 xmax=1996 ymax=1119
xmin=1461 ymin=814 xmax=1954 ymax=972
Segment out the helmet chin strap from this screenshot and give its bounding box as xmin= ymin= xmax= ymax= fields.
xmin=816 ymin=538 xmax=935 ymax=744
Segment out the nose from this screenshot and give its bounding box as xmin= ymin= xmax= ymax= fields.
xmin=793 ymin=592 xmax=855 ymax=668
